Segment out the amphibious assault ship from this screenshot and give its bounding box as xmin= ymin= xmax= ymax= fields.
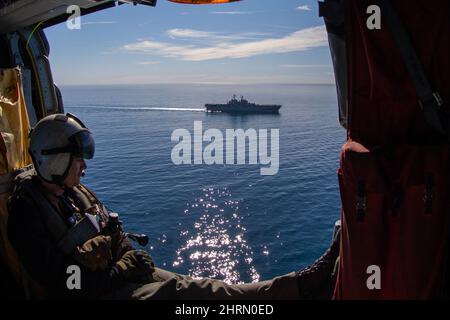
xmin=205 ymin=95 xmax=282 ymax=114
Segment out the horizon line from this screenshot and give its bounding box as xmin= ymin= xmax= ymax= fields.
xmin=57 ymin=82 xmax=336 ymax=87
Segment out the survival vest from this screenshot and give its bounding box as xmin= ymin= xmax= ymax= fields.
xmin=11 ymin=169 xmax=109 ymax=255
xmin=320 ymin=0 xmax=450 ymax=299
xmin=7 ymin=169 xmax=112 ymax=298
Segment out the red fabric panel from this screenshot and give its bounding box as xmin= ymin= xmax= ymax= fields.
xmin=334 ymin=141 xmax=450 ymax=299
xmin=346 ymin=0 xmax=450 ymax=146
xmin=335 ymin=0 xmax=450 ymax=300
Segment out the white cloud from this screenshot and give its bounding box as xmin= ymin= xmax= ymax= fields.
xmin=167 ymin=29 xmax=215 ymax=39
xmin=123 ymin=26 xmax=327 ymax=61
xmin=296 ymin=5 xmax=312 ymax=11
xmin=166 ymin=28 xmax=272 ymax=42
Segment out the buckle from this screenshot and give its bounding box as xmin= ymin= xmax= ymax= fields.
xmin=356 ymin=196 xmax=367 ymax=211
xmin=419 ymin=92 xmax=444 ymax=110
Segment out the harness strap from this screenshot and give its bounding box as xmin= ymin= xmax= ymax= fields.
xmin=378 ymin=0 xmax=449 ymax=139
xmin=76 ymin=184 xmax=110 ymax=221
xmin=14 ymin=170 xmax=69 ymax=244
xmin=0 ymin=165 xmax=34 ymax=194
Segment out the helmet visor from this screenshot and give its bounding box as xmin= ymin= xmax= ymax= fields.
xmin=71 ymin=130 xmax=95 ymax=159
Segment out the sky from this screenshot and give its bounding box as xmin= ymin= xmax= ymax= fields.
xmin=45 ymin=0 xmax=334 ymax=85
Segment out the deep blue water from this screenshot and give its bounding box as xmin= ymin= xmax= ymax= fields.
xmin=61 ymin=84 xmax=345 ymax=284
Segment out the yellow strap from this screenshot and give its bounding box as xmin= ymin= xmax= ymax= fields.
xmin=0 ymin=67 xmax=42 ymax=298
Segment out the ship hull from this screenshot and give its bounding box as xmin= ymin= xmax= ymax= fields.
xmin=205 ymin=104 xmax=281 ymax=114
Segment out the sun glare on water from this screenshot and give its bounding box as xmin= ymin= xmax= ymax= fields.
xmin=174 ymin=187 xmax=260 ymax=284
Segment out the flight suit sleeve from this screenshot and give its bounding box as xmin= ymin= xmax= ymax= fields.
xmin=113 ymin=233 xmax=135 ymax=260
xmin=7 ymin=195 xmax=128 ymax=299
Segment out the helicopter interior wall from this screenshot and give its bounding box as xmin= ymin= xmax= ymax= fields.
xmin=0 ymin=0 xmax=21 ymax=10
xmin=2 ymin=28 xmax=65 ymax=125
xmin=0 ymin=0 xmax=157 ymax=33
xmin=0 ymin=0 xmax=110 ymax=33
xmin=6 ymin=34 xmax=42 ymax=124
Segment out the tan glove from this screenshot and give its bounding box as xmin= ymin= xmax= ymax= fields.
xmin=115 ymin=250 xmax=155 ymax=283
xmin=73 ymin=235 xmax=113 ymax=271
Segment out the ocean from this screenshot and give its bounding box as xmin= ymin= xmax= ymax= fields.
xmin=61 ymin=83 xmax=345 ymax=284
